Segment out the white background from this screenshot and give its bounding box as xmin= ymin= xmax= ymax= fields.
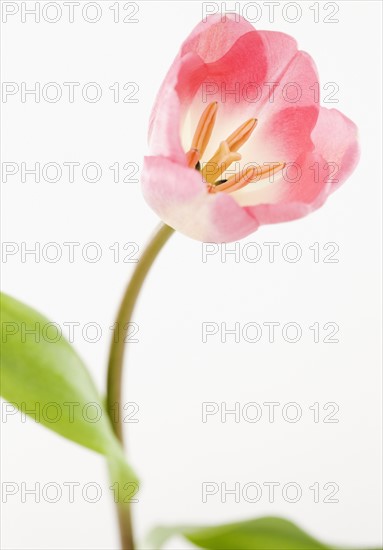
xmin=1 ymin=1 xmax=382 ymax=549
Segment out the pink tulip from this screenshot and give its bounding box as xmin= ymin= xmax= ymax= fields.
xmin=142 ymin=14 xmax=359 ymax=242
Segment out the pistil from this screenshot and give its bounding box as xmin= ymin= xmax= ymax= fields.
xmin=201 ymin=141 xmax=241 ymax=184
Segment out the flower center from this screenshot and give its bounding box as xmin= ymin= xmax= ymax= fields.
xmin=185 ymin=101 xmax=284 ymax=194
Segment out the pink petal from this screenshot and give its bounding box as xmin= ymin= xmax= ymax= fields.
xmin=244 ymin=151 xmax=332 ymax=225
xmin=148 ymin=52 xmax=205 ymax=164
xmin=244 ymin=107 xmax=360 ymax=225
xmin=245 ymin=48 xmax=320 ymax=165
xmin=310 ymin=107 xmax=360 ymax=193
xmin=182 ymin=29 xmax=299 ymax=126
xmin=141 ymin=156 xmax=258 ymax=242
xmin=181 ymin=14 xmax=255 ymax=63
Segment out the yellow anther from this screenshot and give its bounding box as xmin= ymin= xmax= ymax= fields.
xmin=211 ymin=166 xmax=258 ymax=193
xmin=215 ymin=162 xmax=285 ymax=193
xmin=186 ymin=148 xmax=200 ymax=168
xmin=255 ymin=162 xmax=285 ymax=182
xmin=226 ymin=118 xmax=257 ymax=152
xmin=190 ymin=101 xmax=218 ymax=158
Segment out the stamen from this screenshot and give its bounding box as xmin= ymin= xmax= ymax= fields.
xmin=226 ymin=118 xmax=257 ymax=151
xmin=211 ymin=167 xmax=258 ymax=193
xmin=190 ymin=101 xmax=218 ymax=158
xmin=201 ymin=141 xmax=241 ymax=184
xmin=186 ymin=148 xmax=200 ymax=168
xmin=186 ymin=101 xmax=283 ymax=196
xmin=215 ymin=162 xmax=285 ymax=193
xmin=255 ymin=162 xmax=285 ymax=182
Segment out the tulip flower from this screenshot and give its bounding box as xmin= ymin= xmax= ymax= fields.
xmin=142 ymin=14 xmax=359 ymax=242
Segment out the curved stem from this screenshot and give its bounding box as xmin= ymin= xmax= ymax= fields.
xmin=106 ymin=222 xmax=174 ymax=550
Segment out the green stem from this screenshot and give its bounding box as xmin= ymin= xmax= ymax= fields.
xmin=106 ymin=222 xmax=174 ymax=550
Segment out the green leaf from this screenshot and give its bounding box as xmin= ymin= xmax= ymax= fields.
xmin=145 ymin=516 xmax=381 ymax=550
xmin=184 ymin=517 xmax=329 ymax=550
xmin=0 ymin=292 xmax=136 ymax=484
